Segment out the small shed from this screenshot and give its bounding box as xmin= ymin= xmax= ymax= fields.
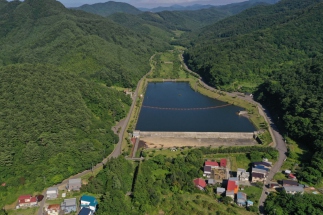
xmin=284 ymin=170 xmax=291 ymax=174
xmin=207 ymin=179 xmax=215 ymax=185
xmin=217 ymin=187 xmax=225 ymax=195
xmin=220 ymin=159 xmax=227 ymax=168
xmin=247 ymin=200 xmax=254 ymax=206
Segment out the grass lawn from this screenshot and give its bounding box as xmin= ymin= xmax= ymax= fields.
xmin=7 ymin=207 xmax=39 ymax=215
xmin=182 ymin=193 xmax=256 ymax=215
xmin=203 ymin=153 xmax=252 ymax=171
xmin=273 ymin=172 xmax=287 ymax=181
xmin=243 ymin=186 xmax=262 ymax=206
xmin=144 ymin=148 xmax=185 ymax=158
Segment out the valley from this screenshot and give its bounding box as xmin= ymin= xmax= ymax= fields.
xmin=1 ymin=0 xmax=323 ymax=214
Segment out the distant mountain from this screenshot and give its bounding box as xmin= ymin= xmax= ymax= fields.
xmin=73 ymin=1 xmax=142 ymax=16
xmin=139 ymin=4 xmax=214 ymax=12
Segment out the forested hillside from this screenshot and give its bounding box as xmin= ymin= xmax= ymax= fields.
xmin=73 ymin=1 xmax=142 ymax=16
xmin=184 ymin=0 xmax=323 ymax=90
xmin=0 ymin=64 xmax=131 ymax=205
xmin=255 ymin=57 xmax=323 ymax=185
xmin=0 ymin=0 xmax=169 ymax=206
xmin=0 ymin=0 xmax=170 ymax=87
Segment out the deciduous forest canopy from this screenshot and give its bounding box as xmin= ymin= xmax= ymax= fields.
xmin=1 ymin=0 xmax=323 ymax=213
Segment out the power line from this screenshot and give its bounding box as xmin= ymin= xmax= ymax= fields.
xmin=142 ymin=104 xmax=231 ymax=111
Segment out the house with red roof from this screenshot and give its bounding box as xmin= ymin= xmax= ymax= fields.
xmin=288 ymin=173 xmax=297 ymax=180
xmin=193 ymin=178 xmax=206 ymax=190
xmin=220 ymin=159 xmax=227 ymax=168
xmin=45 ymin=204 xmax=61 ymax=215
xmin=18 ymin=195 xmax=37 ymax=208
xmin=227 ymin=180 xmax=239 ymax=194
xmin=204 ymin=161 xmax=219 ymax=168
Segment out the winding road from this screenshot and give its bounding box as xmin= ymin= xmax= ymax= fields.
xmin=181 ymin=54 xmax=287 ymax=214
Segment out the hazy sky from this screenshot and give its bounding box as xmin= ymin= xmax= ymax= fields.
xmin=59 ymin=0 xmax=246 ymax=8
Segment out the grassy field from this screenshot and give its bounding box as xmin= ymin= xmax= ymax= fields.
xmin=243 ymin=186 xmax=262 ymax=206
xmin=203 ymin=153 xmax=252 ymax=171
xmin=7 ymin=207 xmax=39 ymax=215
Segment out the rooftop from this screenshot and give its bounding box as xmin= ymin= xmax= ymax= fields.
xmin=69 ymin=178 xmax=81 ymax=184
xmin=79 ymin=207 xmax=92 ymax=215
xmin=62 ymin=198 xmax=77 ymax=206
xmin=283 ymin=186 xmax=304 ymax=192
xmin=205 ymin=161 xmax=218 ymax=167
xmin=193 ymin=178 xmax=206 ymax=188
xmin=252 ymin=172 xmax=265 ymax=178
xmin=204 ymin=166 xmax=212 ymax=172
xmin=282 ymin=180 xmax=298 ymax=186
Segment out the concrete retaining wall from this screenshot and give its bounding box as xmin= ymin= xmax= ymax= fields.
xmin=140 ymin=131 xmax=254 ymax=139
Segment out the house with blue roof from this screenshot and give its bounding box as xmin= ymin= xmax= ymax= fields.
xmin=79 ymin=207 xmax=93 ymax=215
xmin=254 ymin=165 xmax=269 ymax=172
xmin=236 ymin=192 xmax=247 ymax=206
xmin=247 ymin=200 xmax=254 ymax=207
xmin=80 ymin=195 xmax=98 ymax=212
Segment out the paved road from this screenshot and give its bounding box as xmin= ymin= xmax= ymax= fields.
xmin=181 ymin=55 xmax=287 ymax=214
xmin=36 ymin=54 xmax=156 ymax=215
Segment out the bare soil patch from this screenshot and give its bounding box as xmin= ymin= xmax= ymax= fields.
xmin=140 ymin=137 xmax=257 ymax=148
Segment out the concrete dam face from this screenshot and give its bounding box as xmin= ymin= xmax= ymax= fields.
xmin=139 ymin=131 xmax=254 ymax=139
xmin=137 ymin=131 xmax=257 ymax=149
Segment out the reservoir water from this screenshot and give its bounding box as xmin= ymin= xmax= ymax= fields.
xmin=135 ymin=82 xmax=255 ymax=132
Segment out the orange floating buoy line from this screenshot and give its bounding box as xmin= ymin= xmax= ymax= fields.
xmin=142 ymin=104 xmax=231 ymax=111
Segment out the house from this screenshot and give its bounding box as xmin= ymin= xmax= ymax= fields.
xmin=80 ymin=195 xmax=98 ymax=212
xmin=253 ymin=162 xmax=272 ymax=168
xmin=46 ymin=187 xmax=59 ymax=199
xmin=227 ymin=180 xmax=239 ymax=194
xmin=282 ymin=180 xmax=298 ymax=187
xmin=217 ymin=187 xmax=226 ymax=195
xmin=204 ymin=166 xmax=212 ymax=175
xmin=45 ymin=204 xmax=60 ymax=215
xmin=237 ymin=168 xmax=250 ymax=181
xmin=288 ymin=173 xmax=297 ymax=180
xmin=251 ymin=172 xmax=266 ymax=182
xmin=236 ymin=192 xmax=247 ymax=206
xmin=193 ymin=178 xmax=207 ymax=190
xmin=225 ymin=190 xmax=235 ymax=199
xmin=204 ymin=161 xmax=219 ymax=168
xmin=79 ymin=207 xmax=93 ymax=215
xmin=17 ymin=195 xmax=37 ymax=208
xmin=67 ymin=178 xmax=82 ymax=191
xmin=61 ymin=198 xmax=77 ymax=214
xmin=253 ymin=165 xmax=270 ymax=172
xmin=283 ymin=186 xmax=304 ymax=195
xmin=247 ymin=200 xmax=254 ymax=207
xmin=207 ymin=179 xmax=215 ymax=185
xmin=220 ymin=159 xmax=227 ymax=168
xmin=252 ymin=167 xmax=268 ymax=175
